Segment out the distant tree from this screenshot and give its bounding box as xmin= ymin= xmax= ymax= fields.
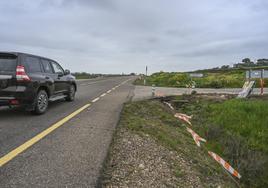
xmin=256 ymin=59 xmax=268 ymax=66
xmin=212 ymin=67 xmax=220 ymax=70
xmin=233 ymin=63 xmax=244 ymax=68
xmin=221 ymin=65 xmax=230 ymax=69
xmin=242 ymin=58 xmax=251 ymax=64
xmin=242 ymin=58 xmax=255 ymax=66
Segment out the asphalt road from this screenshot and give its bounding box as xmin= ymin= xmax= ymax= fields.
xmin=0 ymin=76 xmax=135 ymax=187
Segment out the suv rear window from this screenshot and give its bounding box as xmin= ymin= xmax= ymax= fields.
xmin=0 ymin=54 xmax=17 ymax=72
xmin=24 ymin=56 xmax=42 ymax=73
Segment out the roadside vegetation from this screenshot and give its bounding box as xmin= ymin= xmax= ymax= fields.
xmin=103 ymin=98 xmax=237 ymax=187
xmin=72 ymin=72 xmax=102 ymax=79
xmin=103 ymin=94 xmax=268 ymax=187
xmin=135 ymin=58 xmax=268 ymax=88
xmin=135 ymin=69 xmax=268 ymax=88
xmin=168 ymin=94 xmax=268 ymax=187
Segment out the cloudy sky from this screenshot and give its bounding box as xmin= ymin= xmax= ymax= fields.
xmin=0 ymin=0 xmax=267 ymax=74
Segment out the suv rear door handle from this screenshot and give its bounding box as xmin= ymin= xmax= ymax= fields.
xmin=45 ymin=76 xmax=50 ymax=79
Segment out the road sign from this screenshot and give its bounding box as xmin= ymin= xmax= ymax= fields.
xmin=246 ymin=70 xmax=268 ymax=79
xmin=189 ymin=73 xmax=204 ymax=78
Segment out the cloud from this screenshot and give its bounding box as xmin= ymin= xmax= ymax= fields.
xmin=0 ymin=0 xmax=268 ymax=73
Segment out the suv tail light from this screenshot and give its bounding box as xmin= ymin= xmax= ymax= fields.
xmin=9 ymin=99 xmax=19 ymax=105
xmin=16 ymin=65 xmax=31 ymax=82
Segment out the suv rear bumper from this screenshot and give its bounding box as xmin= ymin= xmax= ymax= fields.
xmin=0 ymin=86 xmax=37 ymax=108
xmin=0 ymin=99 xmax=13 ymax=106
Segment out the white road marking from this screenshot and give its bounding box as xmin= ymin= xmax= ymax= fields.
xmin=100 ymin=93 xmax=106 ymax=97
xmin=92 ymin=97 xmax=100 ymax=103
xmin=91 ymin=78 xmax=131 ymax=103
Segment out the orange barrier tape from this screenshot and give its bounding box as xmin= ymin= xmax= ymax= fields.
xmin=208 ymin=151 xmax=241 ymax=179
xmin=186 ymin=127 xmax=206 ymax=147
xmin=155 ymin=92 xmax=165 ymax=97
xmin=176 ymin=113 xmax=192 ymax=119
xmin=174 ymin=113 xmax=192 ymax=125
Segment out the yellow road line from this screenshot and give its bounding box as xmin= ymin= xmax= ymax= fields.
xmin=0 ymin=103 xmax=91 ymax=167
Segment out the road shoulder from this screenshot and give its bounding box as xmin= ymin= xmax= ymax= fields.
xmin=101 ymin=99 xmax=236 ymax=187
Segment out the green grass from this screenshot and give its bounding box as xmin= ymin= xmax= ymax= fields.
xmin=119 ymin=100 xmax=236 ymax=187
xmin=135 ymin=70 xmax=268 ymax=88
xmin=172 ymin=94 xmax=268 ymax=187
xmin=119 ymin=95 xmax=268 ymax=187
xmin=207 ymin=100 xmax=268 ymax=151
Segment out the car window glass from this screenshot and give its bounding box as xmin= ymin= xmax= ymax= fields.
xmin=51 ymin=62 xmax=64 ymax=74
xmin=41 ymin=59 xmax=53 ymax=74
xmin=24 ymin=56 xmax=42 ymax=73
xmin=0 ymin=54 xmax=17 ymax=72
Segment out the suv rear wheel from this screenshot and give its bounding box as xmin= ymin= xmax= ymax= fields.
xmin=33 ymin=90 xmax=48 ymax=115
xmin=65 ymin=84 xmax=75 ymax=101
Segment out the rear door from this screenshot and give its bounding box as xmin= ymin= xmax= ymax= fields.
xmin=40 ymin=59 xmax=55 ymax=94
xmin=0 ymin=53 xmax=18 ymax=97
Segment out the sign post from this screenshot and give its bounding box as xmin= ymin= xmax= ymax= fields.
xmin=152 ymin=84 xmax=155 ymax=96
xmin=144 ymin=66 xmax=148 ymax=85
xmin=260 ymin=69 xmax=264 ymax=95
xmin=246 ymin=69 xmax=267 ymax=96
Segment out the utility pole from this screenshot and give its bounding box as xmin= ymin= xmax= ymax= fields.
xmin=144 ymin=66 xmax=148 ymax=85
xmin=260 ymin=69 xmax=264 ymax=95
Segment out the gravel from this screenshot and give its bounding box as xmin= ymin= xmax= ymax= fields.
xmin=102 ymin=128 xmax=204 ymax=188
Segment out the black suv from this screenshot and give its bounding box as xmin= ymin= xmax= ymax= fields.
xmin=0 ymin=52 xmax=77 ymax=114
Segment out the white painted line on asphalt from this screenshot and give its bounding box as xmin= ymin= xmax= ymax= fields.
xmin=92 ymin=97 xmax=100 ymax=103
xmin=100 ymin=93 xmax=106 ymax=97
xmin=92 ymin=78 xmax=131 ymax=103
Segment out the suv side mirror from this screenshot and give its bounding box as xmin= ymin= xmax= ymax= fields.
xmin=64 ymin=69 xmax=70 ymax=75
xmin=58 ymin=72 xmax=64 ymax=77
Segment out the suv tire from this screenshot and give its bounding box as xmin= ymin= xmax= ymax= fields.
xmin=66 ymin=84 xmax=75 ymax=102
xmin=33 ymin=90 xmax=49 ymax=115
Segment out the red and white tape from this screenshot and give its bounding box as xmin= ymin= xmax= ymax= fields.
xmin=176 ymin=113 xmax=192 ymax=119
xmin=155 ymin=92 xmax=165 ymax=97
xmin=186 ymin=127 xmax=206 ymax=147
xmin=173 ymin=110 xmax=242 ymax=180
xmin=163 ymin=102 xmax=174 ymax=110
xmin=208 ymin=151 xmax=241 ymax=179
xmin=174 ymin=113 xmax=192 ymax=125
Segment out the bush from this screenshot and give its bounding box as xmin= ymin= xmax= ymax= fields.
xmin=136 ymin=70 xmax=246 ymax=88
